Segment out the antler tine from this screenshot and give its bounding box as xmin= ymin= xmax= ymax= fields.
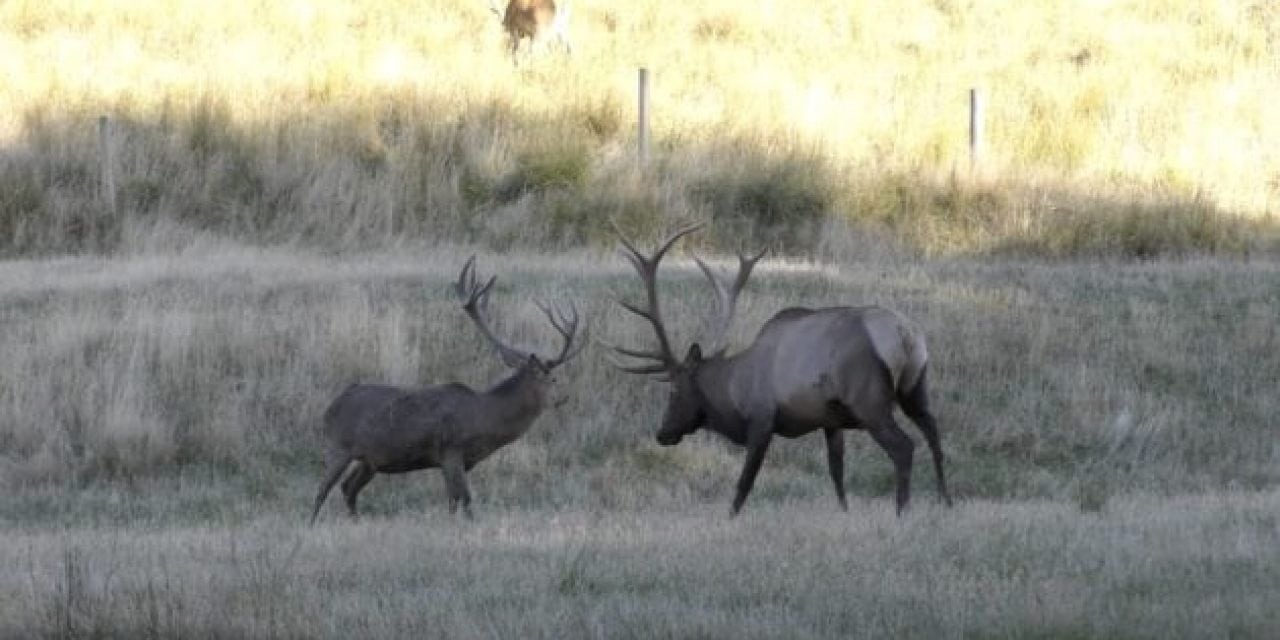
xmin=692 ymin=246 xmax=767 ymax=356
xmin=535 ymin=300 xmax=588 ymax=368
xmin=454 ymin=256 xmax=527 ymax=368
xmin=609 ymin=223 xmax=704 ymax=372
xmin=455 ymin=255 xmax=497 ymax=309
xmin=617 ymin=362 xmax=671 ymax=375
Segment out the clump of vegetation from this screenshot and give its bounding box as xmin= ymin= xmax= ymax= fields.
xmin=688 ymin=151 xmax=833 ymax=253
xmin=494 ymin=143 xmax=591 ymax=203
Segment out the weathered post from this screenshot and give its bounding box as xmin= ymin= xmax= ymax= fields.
xmin=97 ymin=115 xmax=117 ymax=216
xmin=637 ymin=68 xmax=650 ymax=165
xmin=968 ymin=88 xmax=983 ymax=169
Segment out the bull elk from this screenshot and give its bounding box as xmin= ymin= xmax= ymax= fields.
xmin=609 ymin=224 xmax=952 ymax=515
xmin=489 ymin=0 xmax=572 ymax=61
xmin=310 ymin=257 xmax=586 ymax=524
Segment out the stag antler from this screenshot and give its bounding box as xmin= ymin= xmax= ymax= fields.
xmin=535 ymin=300 xmax=588 ymax=369
xmin=457 ymin=256 xmax=587 ymax=370
xmin=609 ymin=222 xmax=704 ymax=374
xmin=456 ymin=256 xmax=529 ymax=368
xmin=692 ymin=247 xmax=767 ymax=356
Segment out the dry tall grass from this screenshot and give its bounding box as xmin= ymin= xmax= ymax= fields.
xmin=2 ymin=245 xmax=1276 ymax=504
xmin=2 ymin=239 xmax=1278 ymax=636
xmin=1 ymin=0 xmax=1277 ymax=256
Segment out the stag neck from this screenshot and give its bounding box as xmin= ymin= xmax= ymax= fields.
xmin=485 ymin=366 xmax=548 ymax=416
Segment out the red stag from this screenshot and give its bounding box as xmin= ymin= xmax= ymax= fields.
xmin=310 ymin=257 xmax=586 ymax=523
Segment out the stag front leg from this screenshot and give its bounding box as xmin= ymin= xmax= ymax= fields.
xmin=869 ymin=419 xmax=915 ymax=515
xmin=731 ymin=429 xmax=773 ymax=516
xmin=440 ymin=454 xmax=473 ymax=519
xmin=823 ymin=428 xmax=848 ymax=511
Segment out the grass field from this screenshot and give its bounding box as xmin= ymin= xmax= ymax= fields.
xmin=2 ymin=0 xmax=1279 ymax=636
xmin=1 ymin=246 xmax=1278 ymax=637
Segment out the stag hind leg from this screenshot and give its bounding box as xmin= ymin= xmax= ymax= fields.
xmin=898 ymin=369 xmax=952 ymax=507
xmin=340 ymin=461 xmax=375 ymax=518
xmin=311 ymin=452 xmax=356 ymax=525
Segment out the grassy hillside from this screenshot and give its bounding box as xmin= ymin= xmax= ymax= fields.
xmin=1 ymin=0 xmax=1277 ymax=256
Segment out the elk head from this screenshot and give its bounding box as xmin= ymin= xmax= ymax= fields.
xmin=609 ymin=225 xmax=765 ymax=445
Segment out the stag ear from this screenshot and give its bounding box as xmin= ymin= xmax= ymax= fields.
xmin=685 ymin=343 xmax=703 ymax=365
xmin=527 ymin=354 xmax=548 ymax=373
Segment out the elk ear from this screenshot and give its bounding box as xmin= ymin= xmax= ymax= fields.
xmin=685 ymin=343 xmax=703 ymax=365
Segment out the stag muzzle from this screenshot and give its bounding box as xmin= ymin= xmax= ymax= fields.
xmin=656 ymin=431 xmax=683 ymax=446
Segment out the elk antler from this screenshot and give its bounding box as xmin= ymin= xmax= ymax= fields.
xmin=609 ymin=222 xmax=704 ymax=375
xmin=535 ymin=300 xmax=588 ymax=369
xmin=692 ymin=247 xmax=767 ymax=356
xmin=456 ymin=256 xmax=529 ymax=368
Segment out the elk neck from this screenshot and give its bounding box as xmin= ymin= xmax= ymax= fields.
xmin=691 ymin=355 xmax=752 ymax=446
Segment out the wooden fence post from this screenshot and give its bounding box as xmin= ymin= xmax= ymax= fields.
xmin=637 ymin=68 xmax=650 ymax=165
xmin=968 ymin=88 xmax=983 ymax=169
xmin=98 ymin=115 xmax=117 ymax=216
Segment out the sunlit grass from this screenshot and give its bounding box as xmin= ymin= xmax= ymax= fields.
xmin=0 ymin=0 xmax=1276 ymax=256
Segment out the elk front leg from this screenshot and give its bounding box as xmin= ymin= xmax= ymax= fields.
xmin=731 ymin=429 xmax=773 ymax=516
xmin=440 ymin=454 xmax=473 ymax=519
xmin=869 ymin=418 xmax=915 ymax=515
xmin=824 ymin=428 xmax=848 ymax=511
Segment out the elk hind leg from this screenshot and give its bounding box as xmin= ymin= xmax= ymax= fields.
xmin=823 ymin=427 xmax=848 ymax=511
xmin=869 ymin=418 xmax=914 ymax=515
xmin=898 ymin=369 xmax=952 ymax=506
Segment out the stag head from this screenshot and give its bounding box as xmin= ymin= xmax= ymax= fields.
xmin=456 ymin=255 xmax=586 ymax=381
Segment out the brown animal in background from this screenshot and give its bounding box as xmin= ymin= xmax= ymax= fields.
xmin=608 ymin=224 xmax=952 ymax=515
xmin=489 ymin=0 xmax=572 ymax=60
xmin=310 ymin=257 xmax=586 ymax=524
